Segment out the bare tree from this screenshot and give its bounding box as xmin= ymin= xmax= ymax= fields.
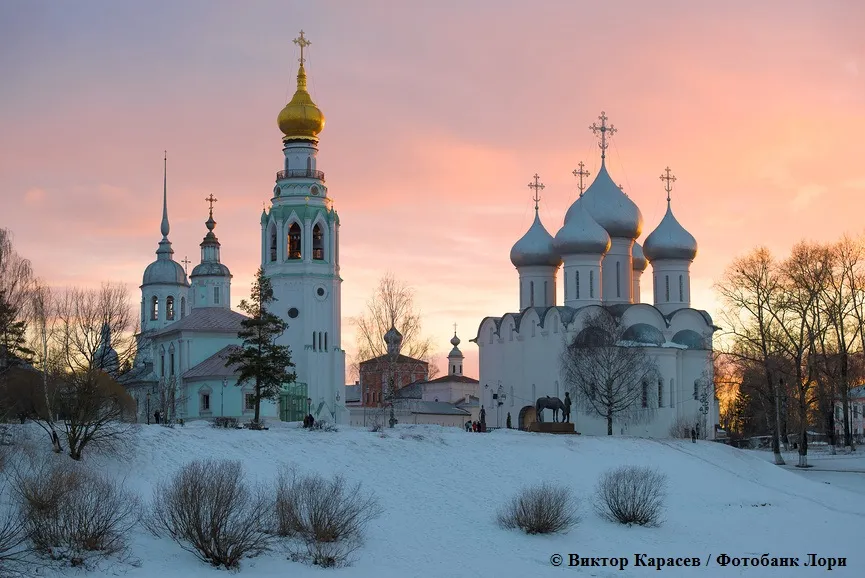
xmin=715 ymin=248 xmax=787 ymax=464
xmin=28 ymin=283 xmax=137 ymax=459
xmin=351 ymin=272 xmax=437 ymax=377
xmin=561 ymin=309 xmax=660 ymax=435
xmin=820 ymin=235 xmax=865 ymax=450
xmin=53 ymin=283 xmax=135 ymax=375
xmin=773 ymin=242 xmax=832 ymax=467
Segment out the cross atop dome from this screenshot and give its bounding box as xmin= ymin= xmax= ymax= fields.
xmin=660 ymin=166 xmax=676 ymax=203
xmin=205 ymin=193 xmax=218 ymax=216
xmin=589 ymin=111 xmax=617 ymax=160
xmin=528 ymin=173 xmax=544 ymax=210
xmin=573 ymin=161 xmax=590 ymax=196
xmin=293 ymin=30 xmax=311 ymax=65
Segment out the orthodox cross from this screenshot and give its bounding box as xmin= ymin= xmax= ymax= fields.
xmin=205 ymin=193 xmax=218 ymax=216
xmin=181 ymin=256 xmax=191 ymax=274
xmin=528 ymin=173 xmax=544 ymax=210
xmin=659 ymin=166 xmax=676 ymax=202
xmin=453 ymin=322 xmax=458 ymax=335
xmin=293 ymin=30 xmax=311 ymax=65
xmin=589 ymin=111 xmax=617 ymax=160
xmin=572 ymin=161 xmax=590 ymax=196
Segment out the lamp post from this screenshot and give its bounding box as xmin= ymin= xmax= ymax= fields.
xmin=146 ymin=391 xmax=151 ymax=425
xmin=221 ymin=378 xmax=227 ymax=417
xmin=307 ymin=397 xmax=312 ymax=418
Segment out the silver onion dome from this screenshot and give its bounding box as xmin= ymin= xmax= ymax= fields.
xmin=142 ymin=257 xmax=188 ymax=286
xmin=632 ymin=241 xmax=648 ymax=271
xmin=566 ymin=162 xmax=643 ymax=239
xmin=643 ymin=203 xmax=698 ymax=262
xmin=509 ymin=211 xmax=562 ymax=268
xmin=553 ymin=197 xmax=611 ymax=255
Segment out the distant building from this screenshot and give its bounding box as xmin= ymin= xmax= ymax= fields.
xmin=835 ymin=385 xmax=865 ymax=439
xmin=347 ymin=331 xmax=481 ymax=427
xmin=357 ymin=326 xmax=429 ymax=406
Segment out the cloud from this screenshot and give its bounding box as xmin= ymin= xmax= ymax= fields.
xmin=24 ymin=187 xmax=45 ymax=204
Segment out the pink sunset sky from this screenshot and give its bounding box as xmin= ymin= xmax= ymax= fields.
xmin=1 ymin=1 xmax=864 ymax=379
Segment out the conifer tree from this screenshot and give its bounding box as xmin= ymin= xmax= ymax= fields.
xmin=225 ymin=268 xmax=296 ymax=424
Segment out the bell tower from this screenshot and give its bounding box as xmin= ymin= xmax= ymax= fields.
xmin=261 ymin=31 xmax=345 ymax=423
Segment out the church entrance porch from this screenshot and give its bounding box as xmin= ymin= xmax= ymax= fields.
xmin=518 ymin=405 xmax=536 ymax=431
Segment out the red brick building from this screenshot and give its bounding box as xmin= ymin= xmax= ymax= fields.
xmin=358 ymin=326 xmax=429 ymax=406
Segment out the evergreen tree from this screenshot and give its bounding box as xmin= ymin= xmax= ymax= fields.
xmin=225 ymin=268 xmax=296 ymax=424
xmin=0 ymin=288 xmax=33 ymax=372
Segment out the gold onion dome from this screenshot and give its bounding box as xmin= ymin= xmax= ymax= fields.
xmin=277 ymin=64 xmax=325 ymax=141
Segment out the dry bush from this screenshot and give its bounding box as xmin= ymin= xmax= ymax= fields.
xmin=147 ymin=459 xmax=272 ymax=569
xmin=594 ymin=466 xmax=666 ymax=526
xmin=211 ymin=417 xmax=239 ymax=429
xmin=669 ymin=415 xmax=696 ymax=439
xmin=496 ymin=482 xmax=579 ymax=535
xmin=14 ymin=459 xmax=139 ymax=566
xmin=275 ymin=468 xmax=382 ymax=567
xmin=0 ymin=479 xmax=28 ymax=575
xmin=310 ymin=421 xmax=338 ymax=433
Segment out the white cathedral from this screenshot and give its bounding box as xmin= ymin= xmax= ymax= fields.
xmin=474 ymin=113 xmax=719 ymax=438
xmin=121 ymin=32 xmax=346 ymax=424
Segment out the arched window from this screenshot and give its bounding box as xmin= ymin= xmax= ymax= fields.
xmin=641 ymin=381 xmax=648 ymax=408
xmin=288 ymin=222 xmax=302 ymax=260
xmin=324 ymin=332 xmax=328 ymax=351
xmin=166 ymin=296 xmax=175 ymax=320
xmin=452 ymin=365 xmax=456 ymax=373
xmin=306 ymin=156 xmax=312 ymax=172
xmin=693 ymin=379 xmax=699 ymax=400
xmin=670 ymin=378 xmax=674 ymax=407
xmin=151 ymin=296 xmax=159 ymax=320
xmin=214 ymin=286 xmax=220 ymax=305
xmin=169 ymin=343 xmax=175 ymax=377
xmin=616 ymin=261 xmax=621 ymax=298
xmin=459 ymin=364 xmax=462 ymax=374
xmin=269 ymin=224 xmax=277 ymax=262
xmin=160 ymin=347 xmax=165 ymax=377
xmin=180 ymin=297 xmax=186 ymax=319
xmin=318 ymin=332 xmax=323 ymax=351
xmin=665 ymin=275 xmax=670 ymax=302
xmin=312 ymin=332 xmax=317 ymax=351
xmin=576 ymin=271 xmax=580 ymax=299
xmin=312 ymin=223 xmax=324 ymax=260
xmin=589 ymin=270 xmax=595 ymax=298
xmin=529 ymin=281 xmax=534 ymax=307
xmin=679 ymin=275 xmax=684 ymax=301
xmin=658 ymin=379 xmax=663 ymax=407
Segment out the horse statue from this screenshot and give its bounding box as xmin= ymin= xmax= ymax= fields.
xmin=536 ymin=396 xmax=566 ymax=423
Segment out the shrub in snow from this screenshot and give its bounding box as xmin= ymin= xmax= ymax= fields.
xmin=275 ymin=468 xmax=382 ymax=567
xmin=14 ymin=459 xmax=139 ymax=566
xmin=211 ymin=417 xmax=239 ymax=429
xmin=310 ymin=420 xmax=338 ymax=432
xmin=496 ymin=483 xmax=578 ymax=535
xmin=0 ymin=456 xmax=27 ymax=573
xmin=594 ymin=465 xmax=666 ymax=527
xmin=147 ymin=459 xmax=272 ymax=569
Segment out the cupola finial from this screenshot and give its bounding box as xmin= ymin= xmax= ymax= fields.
xmin=660 ymin=166 xmax=676 ymax=205
xmin=528 ymin=173 xmax=544 ymax=212
xmin=160 ymin=151 xmax=169 ymax=239
xmin=589 ymin=111 xmax=617 ymax=162
xmin=572 ymin=161 xmax=590 ymax=197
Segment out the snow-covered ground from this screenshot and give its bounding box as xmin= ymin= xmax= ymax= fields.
xmin=749 ymin=447 xmax=865 ymax=497
xmin=11 ymin=422 xmax=865 ymax=577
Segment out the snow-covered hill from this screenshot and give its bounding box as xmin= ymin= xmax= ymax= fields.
xmin=25 ymin=422 xmax=865 ymax=576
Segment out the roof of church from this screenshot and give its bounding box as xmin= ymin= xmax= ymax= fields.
xmin=183 ymin=345 xmax=242 ymax=380
xmin=394 ymin=380 xmax=425 ymax=399
xmin=359 ymin=353 xmax=429 ymax=367
xmin=117 ymin=362 xmax=157 ymax=386
xmin=153 ymin=307 xmax=248 ymax=337
xmin=422 ymin=374 xmax=480 ymax=385
xmin=344 ymin=384 xmax=361 ymax=403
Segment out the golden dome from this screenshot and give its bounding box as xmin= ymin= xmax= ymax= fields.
xmin=277 ymin=64 xmax=325 ymax=142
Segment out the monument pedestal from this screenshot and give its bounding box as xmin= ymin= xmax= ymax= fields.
xmin=527 ymin=422 xmax=578 ymax=434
